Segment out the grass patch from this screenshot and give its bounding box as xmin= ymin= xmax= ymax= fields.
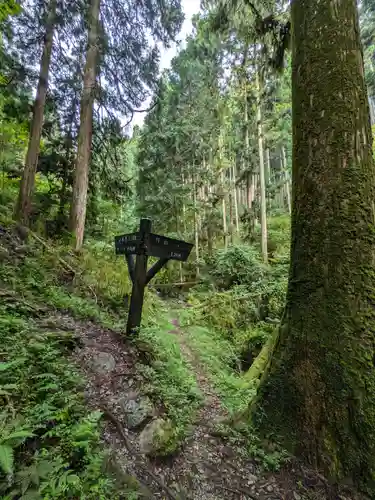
xmin=135 ymin=313 xmax=202 ymax=452
xmin=183 ymin=325 xmax=256 ymax=415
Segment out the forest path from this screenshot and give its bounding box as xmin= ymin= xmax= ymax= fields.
xmin=167 ymin=315 xmax=227 ymax=427
xmin=59 ymin=311 xmax=354 ymax=500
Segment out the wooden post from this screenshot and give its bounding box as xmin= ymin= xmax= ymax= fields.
xmin=126 ymin=218 xmax=151 ymax=334
xmin=116 ymin=219 xmax=193 ymax=335
xmin=146 ymin=257 xmax=169 ymax=284
xmin=125 ymin=254 xmax=135 ymax=283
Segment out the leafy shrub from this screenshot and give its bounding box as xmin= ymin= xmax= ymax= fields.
xmin=182 ymin=326 xmax=256 ymax=414
xmin=204 ymin=245 xmax=266 ymax=290
xmin=264 ymin=215 xmax=291 ymax=258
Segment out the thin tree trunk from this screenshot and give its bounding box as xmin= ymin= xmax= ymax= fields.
xmin=207 ymin=183 xmax=213 ymax=255
xmin=193 ymin=176 xmax=199 ymax=276
xmin=266 ymin=148 xmax=271 ymax=208
xmin=256 ymin=70 xmax=267 ymax=263
xmin=221 ymin=169 xmax=228 ymax=249
xmin=278 ymin=152 xmax=284 ymax=209
xmin=265 ymin=148 xmax=271 ymax=185
xmin=246 ymin=174 xmax=252 ymax=209
xmin=244 ymin=81 xmax=254 ymax=210
xmin=253 ymin=0 xmax=375 ymax=488
xmin=229 ymin=168 xmax=234 ymax=243
xmin=233 ymin=165 xmax=240 ymax=233
xmin=282 ymin=145 xmax=292 ymax=215
xmin=69 ymin=0 xmax=101 ymax=250
xmin=181 ymin=172 xmax=187 ymax=235
xmin=16 ymin=0 xmax=57 ymax=224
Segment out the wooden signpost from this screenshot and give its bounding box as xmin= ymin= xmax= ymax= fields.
xmin=115 ymin=218 xmax=193 ymax=334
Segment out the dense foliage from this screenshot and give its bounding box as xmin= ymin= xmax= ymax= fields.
xmin=1 ymin=0 xmax=375 ymax=496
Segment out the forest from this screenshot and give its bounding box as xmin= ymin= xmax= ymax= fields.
xmin=1 ymin=0 xmax=375 ymax=498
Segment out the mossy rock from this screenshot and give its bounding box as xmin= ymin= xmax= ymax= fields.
xmin=138 ymin=418 xmax=178 ymax=456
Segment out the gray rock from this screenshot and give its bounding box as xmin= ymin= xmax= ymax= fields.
xmin=266 ymin=484 xmax=274 ymax=493
xmin=247 ymin=474 xmax=257 ymax=485
xmin=90 ymin=352 xmax=116 ymax=374
xmin=138 ymin=418 xmax=176 ymax=456
xmin=119 ymin=394 xmax=154 ymax=429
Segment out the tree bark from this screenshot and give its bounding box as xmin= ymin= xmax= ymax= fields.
xmin=244 ymin=80 xmax=254 ymax=210
xmin=16 ymin=0 xmax=57 ymax=224
xmin=221 ymin=168 xmax=228 ymax=249
xmin=282 ymin=145 xmax=291 ymax=215
xmin=256 ymin=70 xmax=267 ymax=263
xmin=69 ymin=0 xmax=101 ymax=250
xmin=253 ymin=0 xmax=375 ymax=489
xmin=193 ymin=175 xmax=200 ymax=276
xmin=266 ymin=147 xmax=271 ymax=208
xmin=233 ymin=165 xmax=240 ymax=233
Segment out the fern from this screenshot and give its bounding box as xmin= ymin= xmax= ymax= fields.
xmin=0 ymin=444 xmax=13 ymax=474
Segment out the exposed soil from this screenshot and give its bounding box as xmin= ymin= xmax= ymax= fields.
xmin=48 ymin=313 xmax=368 ymax=500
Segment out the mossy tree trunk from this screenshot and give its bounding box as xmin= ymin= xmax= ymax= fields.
xmin=253 ymin=0 xmax=375 ymax=491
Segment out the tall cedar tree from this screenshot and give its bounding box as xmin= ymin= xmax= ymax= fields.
xmin=70 ymin=0 xmax=100 ymax=250
xmin=16 ymin=0 xmax=57 ymax=223
xmin=70 ymin=0 xmax=183 ymax=250
xmin=253 ymin=0 xmax=375 ymax=490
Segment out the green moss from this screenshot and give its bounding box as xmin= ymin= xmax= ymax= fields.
xmin=244 ymin=331 xmax=276 ymax=383
xmin=252 ymin=1 xmax=375 ymax=494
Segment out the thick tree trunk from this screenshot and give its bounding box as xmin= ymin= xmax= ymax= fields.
xmin=16 ymin=0 xmax=56 ymax=224
xmin=253 ymin=0 xmax=375 ymax=490
xmin=256 ymin=71 xmax=267 ymax=263
xmin=69 ymin=0 xmax=101 ymax=250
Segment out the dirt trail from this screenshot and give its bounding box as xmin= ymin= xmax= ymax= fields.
xmin=55 ymin=313 xmax=362 ymax=500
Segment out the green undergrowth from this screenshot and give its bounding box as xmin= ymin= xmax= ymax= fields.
xmin=135 ymin=312 xmax=202 ymax=453
xmin=214 ymin=421 xmax=291 ymax=472
xmin=0 ymin=219 xmax=194 ymax=485
xmin=0 ymin=307 xmax=140 ymax=499
xmin=184 ymin=325 xmax=256 ymax=414
xmin=0 ymin=219 xmax=158 ymax=331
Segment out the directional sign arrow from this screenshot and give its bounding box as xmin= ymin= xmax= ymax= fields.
xmin=148 ymin=233 xmax=193 ymax=262
xmin=115 ymin=232 xmax=141 ymax=255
